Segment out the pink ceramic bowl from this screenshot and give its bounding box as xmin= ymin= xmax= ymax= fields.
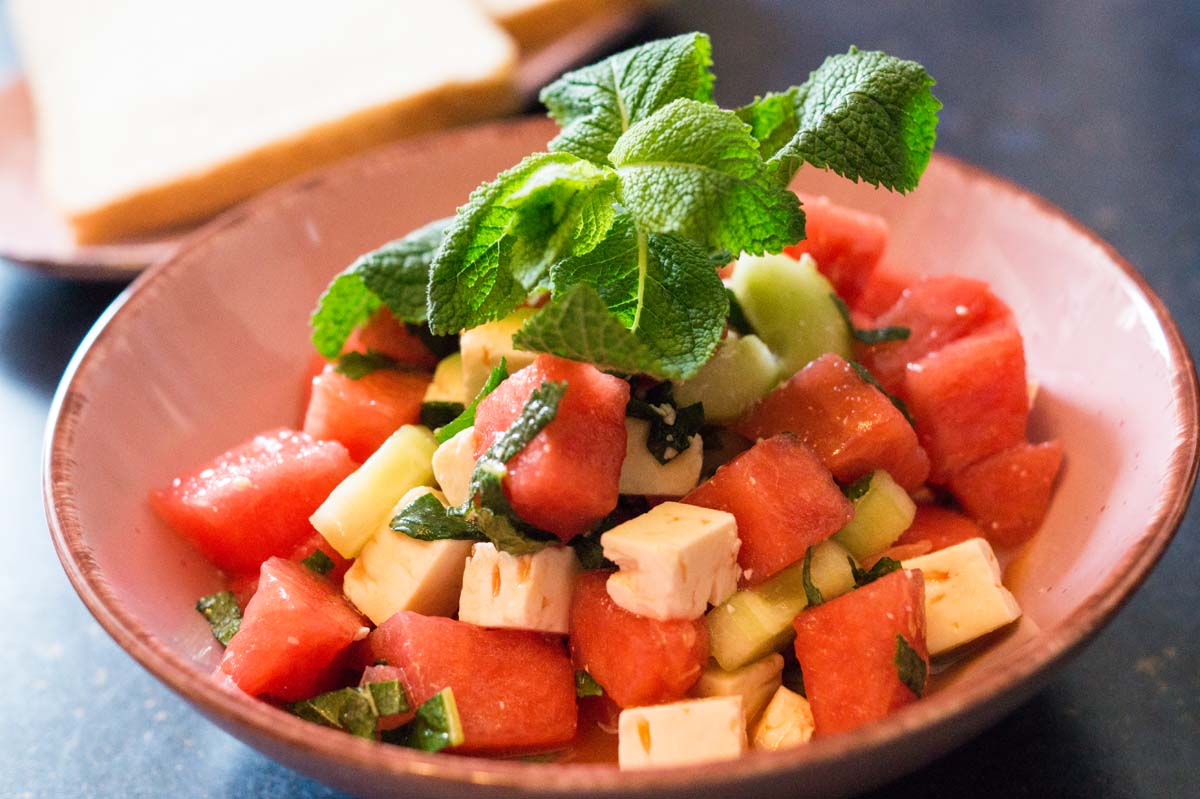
xmin=43 ymin=116 xmax=1199 ymax=798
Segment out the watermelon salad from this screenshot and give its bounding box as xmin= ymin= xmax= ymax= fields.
xmin=151 ymin=36 xmax=1063 ymax=769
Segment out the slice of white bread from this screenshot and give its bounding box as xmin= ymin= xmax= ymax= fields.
xmin=479 ymin=0 xmax=649 ymax=50
xmin=10 ymin=0 xmax=518 ymax=244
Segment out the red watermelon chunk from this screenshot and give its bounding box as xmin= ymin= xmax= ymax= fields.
xmin=229 ymin=530 xmax=353 ymax=604
xmin=151 ymin=429 xmax=356 ymax=577
xmin=683 ymin=435 xmax=853 ymax=584
xmin=853 ymin=262 xmax=914 ymax=318
xmin=345 ymin=308 xmax=439 ymax=370
xmin=792 ymin=568 xmax=928 ymax=736
xmin=303 ymin=363 xmax=431 ymax=462
xmin=474 ymin=354 xmax=629 ymax=541
xmin=569 ymin=571 xmax=709 ymax=709
xmin=904 ymin=328 xmax=1029 ymax=483
xmin=219 ymin=557 xmax=365 ymax=701
xmin=948 ymin=440 xmax=1065 ymax=548
xmin=894 ymin=505 xmax=985 ymax=553
xmin=736 ymin=353 xmax=930 ymax=491
xmin=366 ymin=611 xmax=577 ymax=753
xmin=783 ymin=194 xmax=889 ymax=305
xmin=857 ymin=276 xmax=1015 ymax=394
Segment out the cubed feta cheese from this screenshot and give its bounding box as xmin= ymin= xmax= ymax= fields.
xmin=342 ymin=488 xmax=472 ymax=624
xmin=432 ymin=427 xmax=476 ymax=507
xmin=618 ymin=418 xmax=703 ymax=497
xmin=902 ymin=537 xmax=1022 ymax=656
xmin=459 ymin=308 xmax=538 ymax=398
xmin=602 ymin=502 xmax=741 ymax=621
xmin=618 ymin=696 xmax=746 ymax=770
xmin=750 ymin=686 xmax=814 ymax=750
xmin=423 ymin=353 xmax=467 ymax=405
xmin=692 ymin=652 xmax=783 ymax=722
xmin=458 ymin=542 xmax=578 ymax=634
xmin=310 ymin=425 xmax=437 ymax=558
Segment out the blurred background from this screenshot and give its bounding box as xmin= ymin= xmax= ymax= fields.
xmin=2 ymin=1 xmax=1197 ymax=796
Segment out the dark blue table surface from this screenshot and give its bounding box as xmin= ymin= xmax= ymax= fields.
xmin=3 ymin=1 xmax=1198 ymax=797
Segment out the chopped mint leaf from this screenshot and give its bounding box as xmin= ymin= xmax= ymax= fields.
xmin=850 ymin=556 xmax=902 ymax=587
xmin=334 ymin=349 xmax=400 ymax=380
xmin=541 ymin=32 xmax=715 ymax=166
xmin=894 ymin=635 xmax=928 ymax=697
xmin=289 ymin=680 xmax=409 ymax=739
xmin=384 ymin=687 xmax=465 ymax=752
xmin=569 ymin=532 xmax=613 ymax=570
xmin=754 ymin=48 xmax=941 ymax=192
xmin=420 ymin=401 xmax=466 ymax=430
xmin=610 ymin=99 xmax=805 ymax=256
xmin=842 ymin=472 xmax=875 ymax=502
xmin=627 ymin=382 xmax=704 ymax=464
xmin=300 ymin=549 xmax=335 ymax=576
xmin=195 ymin=591 xmax=241 ymax=646
xmin=831 ymin=294 xmax=910 ymax=344
xmin=310 ymin=218 xmax=450 ymax=358
xmin=726 ymin=288 xmax=756 ymax=336
xmin=801 ymin=547 xmax=824 ymax=607
xmin=427 ymin=153 xmax=618 ymax=334
xmin=435 ymin=358 xmax=509 ymax=444
xmin=365 ymin=679 xmax=408 ymax=717
xmin=849 ymin=360 xmax=915 ymax=425
xmin=391 ymin=492 xmax=486 ymax=542
xmin=575 ymin=670 xmax=604 ymax=698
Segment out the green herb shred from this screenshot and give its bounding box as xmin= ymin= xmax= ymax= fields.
xmin=195 ymin=590 xmax=242 ymax=646
xmin=420 ymin=400 xmax=466 ymax=430
xmin=894 ymin=635 xmax=928 ymax=697
xmin=849 ymin=556 xmax=902 ymax=587
xmin=574 ymin=670 xmax=604 ymax=698
xmin=831 ymin=294 xmax=911 ymax=344
xmin=435 ymin=358 xmax=509 ymax=444
xmin=801 ymin=547 xmax=824 ymax=607
xmin=300 ymin=549 xmax=336 ymax=576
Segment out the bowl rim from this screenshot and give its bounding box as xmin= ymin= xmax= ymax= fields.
xmin=42 ymin=115 xmax=1200 ymax=793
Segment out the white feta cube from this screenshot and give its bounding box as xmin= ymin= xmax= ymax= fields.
xmin=618 ymin=418 xmax=703 ymax=497
xmin=902 ymin=537 xmax=1023 ymax=656
xmin=342 ymin=488 xmax=472 ymax=624
xmin=602 ymin=502 xmax=741 ymax=621
xmin=431 ymin=426 xmax=477 ymax=507
xmin=458 ymin=542 xmax=578 ymax=634
xmin=618 ymin=696 xmax=746 ymax=770
xmin=459 ymin=308 xmax=538 ymax=398
xmin=692 ymin=652 xmax=783 ymax=722
xmin=750 ymin=686 xmax=814 ymax=750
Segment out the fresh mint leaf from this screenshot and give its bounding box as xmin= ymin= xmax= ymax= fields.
xmin=726 ymin=288 xmax=756 ymax=336
xmin=384 ymin=687 xmax=465 ymax=752
xmin=801 ymin=546 xmax=824 ymax=607
xmin=310 ymin=218 xmax=449 ymax=358
xmin=427 ymin=153 xmax=618 ymax=334
xmin=541 ymin=32 xmax=715 ymax=166
xmin=420 ymin=401 xmax=466 ymax=430
xmin=288 ymin=680 xmax=409 ymax=739
xmin=849 ymin=360 xmax=915 ymax=425
xmin=755 ymin=48 xmax=941 ymax=191
xmin=736 ymin=86 xmax=805 ymax=159
xmin=391 ymin=492 xmax=485 ymax=542
xmin=366 ymin=680 xmax=408 ymax=717
xmin=841 ymin=472 xmax=875 ymax=502
xmin=195 ymin=591 xmax=241 ymax=646
xmin=300 ymin=549 xmax=335 ymax=576
xmin=575 ymin=670 xmax=604 ymax=698
xmin=435 ymin=358 xmax=509 ymax=444
xmin=894 ymin=635 xmax=928 ymax=697
xmin=627 ymin=382 xmax=704 ymax=464
xmin=610 ymin=99 xmax=805 ymax=256
xmin=831 ymin=294 xmax=910 ymax=344
xmin=850 ymin=556 xmax=902 ymax=587
xmin=334 ymin=350 xmax=400 ymax=380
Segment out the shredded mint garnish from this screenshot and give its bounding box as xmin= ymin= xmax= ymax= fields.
xmin=626 ymin=382 xmax=704 ymax=464
xmin=831 ymin=295 xmax=910 ymax=344
xmin=420 ymin=401 xmax=466 ymax=430
xmin=568 ymin=532 xmax=613 ymax=570
xmin=391 ymin=492 xmax=485 ymax=542
xmin=382 ymin=687 xmax=465 ymax=752
xmin=574 ymin=670 xmax=604 ymax=698
xmin=195 ymin=591 xmax=241 ymax=646
xmin=333 ymin=350 xmax=401 ymax=380
xmin=801 ymin=547 xmax=824 ymax=607
xmin=850 ymin=556 xmax=902 ymax=587
xmin=894 ymin=635 xmax=927 ymax=697
xmin=726 ymin=289 xmax=756 ymax=336
xmin=300 ymin=549 xmax=336 ymax=576
xmin=435 ymin=358 xmax=509 ymax=444
xmin=849 ymin=360 xmax=916 ymax=426
xmin=289 ymin=679 xmax=410 ymax=739
xmin=842 ymin=472 xmax=875 ymax=502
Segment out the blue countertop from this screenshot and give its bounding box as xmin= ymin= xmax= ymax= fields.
xmin=3 ymin=1 xmax=1198 ymax=797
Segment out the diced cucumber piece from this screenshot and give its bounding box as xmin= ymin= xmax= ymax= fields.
xmin=706 ymin=539 xmax=856 ymax=671
xmin=674 ymin=334 xmax=780 ymax=423
xmin=423 ymin=353 xmax=466 ymax=405
xmin=460 ymin=307 xmax=538 ymax=398
xmin=729 ymin=253 xmax=853 ymax=379
xmin=310 ymin=425 xmax=438 ymax=558
xmin=833 ymin=471 xmax=917 ymax=560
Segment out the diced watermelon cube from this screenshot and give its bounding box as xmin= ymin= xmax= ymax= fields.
xmin=683 ymin=435 xmax=853 ymax=584
xmin=894 ymin=505 xmax=985 ymax=553
xmin=474 ymin=354 xmax=629 ymax=541
xmin=569 ymin=571 xmax=709 ymax=709
xmin=151 ymin=429 xmax=356 ymax=577
xmin=365 ymin=611 xmax=577 ymax=753
xmin=783 ymin=194 xmax=889 ymax=305
xmin=345 ymin=308 xmax=439 ymax=370
xmin=853 ymin=262 xmax=914 ymax=318
xmin=904 ymin=328 xmax=1029 ymax=483
xmin=856 ymin=276 xmax=1015 ymax=394
xmin=303 ymin=363 xmax=431 ymax=462
xmin=736 ymin=353 xmax=930 ymax=491
xmin=230 ymin=530 xmax=353 ymax=603
xmin=219 ymin=557 xmax=365 ymax=701
xmin=948 ymin=440 xmax=1065 ymax=547
xmin=792 ymin=568 xmax=928 ymax=736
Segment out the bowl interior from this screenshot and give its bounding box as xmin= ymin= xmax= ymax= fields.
xmin=45 ymin=116 xmax=1198 ymax=797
